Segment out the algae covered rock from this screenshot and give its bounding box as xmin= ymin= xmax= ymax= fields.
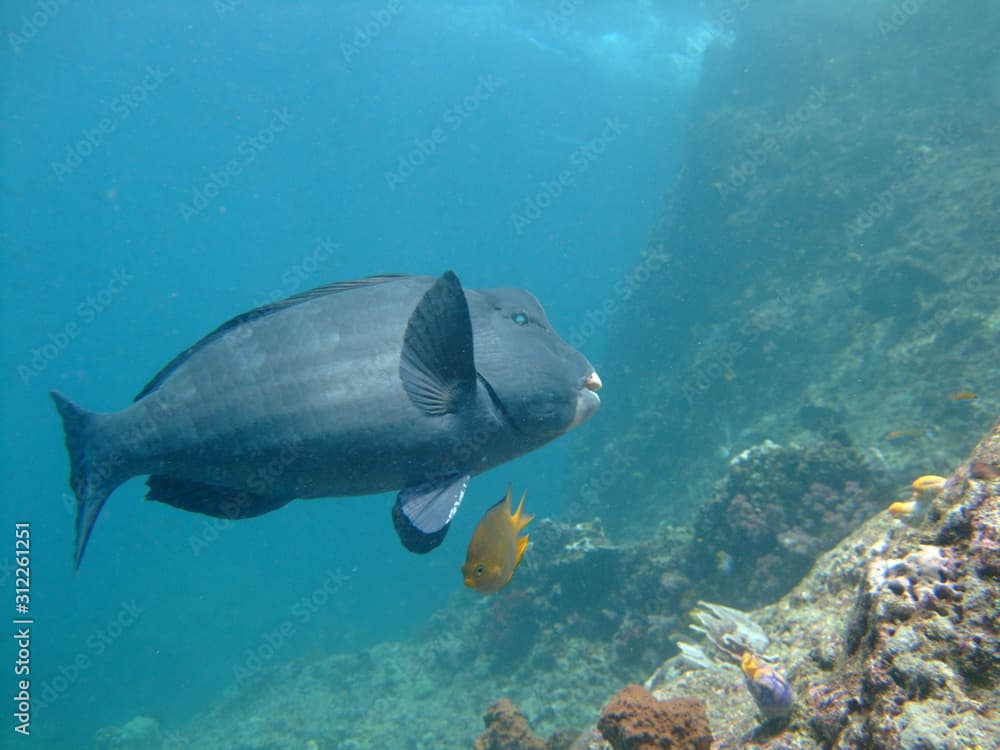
xmin=628 ymin=417 xmax=1000 ymax=750
xmin=686 ymin=439 xmax=891 ymax=608
xmin=474 ymin=699 xmax=548 ymax=750
xmin=93 ymin=715 xmax=163 ymax=750
xmin=597 ymin=685 xmax=711 ymax=750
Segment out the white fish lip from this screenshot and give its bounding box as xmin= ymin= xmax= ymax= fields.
xmin=570 ymin=371 xmax=602 ymax=429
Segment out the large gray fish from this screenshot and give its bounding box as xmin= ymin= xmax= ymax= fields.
xmin=52 ymin=271 xmax=601 ymax=569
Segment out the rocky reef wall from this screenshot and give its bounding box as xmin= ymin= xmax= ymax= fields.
xmin=570 ymin=0 xmax=1000 ymax=541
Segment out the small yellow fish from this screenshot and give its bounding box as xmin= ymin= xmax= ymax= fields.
xmin=462 ymin=485 xmax=533 ymax=594
xmin=888 ymin=499 xmax=921 ymax=517
xmin=948 ymin=391 xmax=977 ymax=402
xmin=912 ymin=475 xmax=946 ymax=494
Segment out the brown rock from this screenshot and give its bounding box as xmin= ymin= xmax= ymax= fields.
xmin=474 ymin=699 xmax=547 ymax=750
xmin=597 ymin=685 xmax=712 ymax=750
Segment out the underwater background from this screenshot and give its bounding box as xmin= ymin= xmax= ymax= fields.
xmin=1 ymin=1 xmax=998 ymax=749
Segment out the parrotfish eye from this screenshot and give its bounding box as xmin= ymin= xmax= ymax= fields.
xmin=475 ymin=565 xmax=485 ymax=576
xmin=511 ymin=311 xmax=529 ymax=326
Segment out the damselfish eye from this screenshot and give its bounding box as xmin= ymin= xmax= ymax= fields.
xmin=511 ymin=312 xmax=529 ymax=325
xmin=476 ymin=565 xmax=485 ymax=575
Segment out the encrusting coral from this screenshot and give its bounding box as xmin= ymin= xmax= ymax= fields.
xmin=597 ymin=684 xmax=712 ymax=750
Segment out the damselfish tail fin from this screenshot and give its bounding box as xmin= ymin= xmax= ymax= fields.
xmin=50 ymin=391 xmax=130 ymax=570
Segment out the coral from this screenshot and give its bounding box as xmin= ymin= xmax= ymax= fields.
xmin=93 ymin=716 xmax=163 ymax=750
xmin=597 ymin=685 xmax=712 ymax=750
xmin=474 ymin=699 xmax=548 ymax=750
xmin=589 ymin=418 xmax=1000 ymax=750
xmin=687 ymin=440 xmax=892 ymax=608
xmin=860 ymin=259 xmax=945 ymax=319
xmin=688 ymin=601 xmax=770 ymax=660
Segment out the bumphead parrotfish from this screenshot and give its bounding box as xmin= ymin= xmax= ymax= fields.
xmin=51 ymin=271 xmax=601 ymax=569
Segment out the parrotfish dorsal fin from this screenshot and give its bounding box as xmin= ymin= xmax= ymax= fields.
xmin=134 ymin=274 xmax=408 ymax=401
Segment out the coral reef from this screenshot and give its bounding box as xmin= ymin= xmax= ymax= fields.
xmin=597 ymin=685 xmax=711 ymax=750
xmin=474 ymin=700 xmax=548 ymax=750
xmin=91 ymin=417 xmax=999 ymax=750
xmin=575 ymin=417 xmax=1000 ymax=750
xmin=569 ymin=0 xmax=1000 ymax=545
xmin=93 ymin=716 xmax=163 ymax=750
xmin=686 ymin=439 xmax=893 ymax=608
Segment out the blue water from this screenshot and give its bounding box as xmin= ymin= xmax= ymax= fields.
xmin=0 ymin=1 xmax=706 ymax=744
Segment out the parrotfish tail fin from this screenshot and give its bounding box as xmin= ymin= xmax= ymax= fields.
xmin=511 ymin=490 xmax=534 ymax=532
xmin=50 ymin=391 xmax=130 ymax=571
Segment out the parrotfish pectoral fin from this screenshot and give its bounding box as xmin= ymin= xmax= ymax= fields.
xmin=50 ymin=391 xmax=132 ymax=571
xmin=399 ymin=271 xmax=477 ymax=415
xmin=392 ymin=474 xmax=471 ymax=553
xmin=145 ymin=475 xmax=292 ymax=518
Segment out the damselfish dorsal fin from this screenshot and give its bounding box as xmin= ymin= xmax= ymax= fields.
xmin=134 ymin=274 xmax=408 ymax=401
xmin=511 ymin=490 xmax=534 ymax=532
xmin=399 ymin=271 xmax=477 ymax=415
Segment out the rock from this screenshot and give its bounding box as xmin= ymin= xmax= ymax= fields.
xmin=597 ymin=685 xmax=711 ymax=750
xmin=93 ymin=715 xmax=163 ymax=750
xmin=687 ymin=439 xmax=891 ymax=608
xmin=635 ymin=417 xmax=1000 ymax=749
xmin=474 ymin=699 xmax=547 ymax=750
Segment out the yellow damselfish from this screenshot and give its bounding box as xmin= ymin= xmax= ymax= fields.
xmin=462 ymin=485 xmax=533 ymax=594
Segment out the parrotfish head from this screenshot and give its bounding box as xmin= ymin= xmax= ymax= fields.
xmin=470 ymin=287 xmax=601 ymax=442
